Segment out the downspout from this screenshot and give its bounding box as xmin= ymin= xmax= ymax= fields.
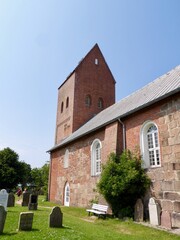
xmin=118 ymin=118 xmax=126 ymax=150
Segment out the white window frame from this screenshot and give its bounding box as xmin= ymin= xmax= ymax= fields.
xmin=64 ymin=149 xmax=69 ymax=168
xmin=64 ymin=182 xmax=70 ymax=206
xmin=91 ymin=139 xmax=102 ymax=176
xmin=140 ymin=121 xmax=161 ymax=168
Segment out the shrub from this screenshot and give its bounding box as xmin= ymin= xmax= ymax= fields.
xmin=97 ymin=150 xmax=150 ymax=218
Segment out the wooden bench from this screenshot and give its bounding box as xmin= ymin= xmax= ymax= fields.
xmin=86 ymin=203 xmax=108 ymax=219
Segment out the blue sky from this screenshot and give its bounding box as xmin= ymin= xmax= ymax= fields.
xmin=0 ymin=0 xmax=179 ymax=168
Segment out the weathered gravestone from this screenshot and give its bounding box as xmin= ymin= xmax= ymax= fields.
xmin=148 ymin=197 xmax=161 ymax=226
xmin=18 ymin=212 xmax=34 ymax=231
xmin=21 ymin=192 xmax=30 ymax=206
xmin=134 ymin=198 xmax=144 ymax=222
xmin=0 ymin=205 xmax=7 ymax=234
xmin=49 ymin=206 xmax=63 ymax=228
xmin=28 ymin=194 xmax=38 ymax=210
xmin=7 ymin=193 xmax=15 ymax=207
xmin=0 ymin=189 xmax=8 ymax=211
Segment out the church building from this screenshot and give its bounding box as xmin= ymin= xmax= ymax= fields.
xmin=48 ymin=44 xmax=180 ymax=228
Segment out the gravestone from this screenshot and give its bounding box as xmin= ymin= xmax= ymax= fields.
xmin=21 ymin=192 xmax=30 ymax=206
xmin=134 ymin=198 xmax=144 ymax=222
xmin=18 ymin=212 xmax=34 ymax=231
xmin=7 ymin=193 xmax=15 ymax=207
xmin=49 ymin=206 xmax=63 ymax=228
xmin=0 ymin=205 xmax=7 ymax=234
xmin=0 ymin=189 xmax=8 ymax=211
xmin=28 ymin=194 xmax=38 ymax=210
xmin=161 ymin=211 xmax=172 ymax=229
xmin=148 ymin=197 xmax=161 ymax=226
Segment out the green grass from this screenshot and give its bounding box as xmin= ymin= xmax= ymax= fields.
xmin=1 ymin=196 xmax=179 ymax=240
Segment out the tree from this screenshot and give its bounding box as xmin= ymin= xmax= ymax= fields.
xmin=30 ymin=162 xmax=49 ymax=195
xmin=97 ymin=150 xmax=150 ymax=218
xmin=0 ymin=147 xmax=31 ymax=190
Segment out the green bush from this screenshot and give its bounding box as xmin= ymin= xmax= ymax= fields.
xmin=97 ymin=150 xmax=150 ymax=218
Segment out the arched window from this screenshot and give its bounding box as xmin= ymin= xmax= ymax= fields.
xmin=91 ymin=139 xmax=102 ymax=176
xmin=85 ymin=95 xmax=91 ymax=107
xmin=140 ymin=121 xmax=161 ymax=168
xmin=61 ymin=102 xmax=64 ymax=113
xmin=66 ymin=97 xmax=69 ymax=108
xmin=64 ymin=149 xmax=69 ymax=168
xmin=98 ymin=98 xmax=103 ymax=109
xmin=64 ymin=182 xmax=70 ymax=206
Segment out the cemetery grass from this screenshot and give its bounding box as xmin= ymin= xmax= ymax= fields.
xmin=1 ymin=196 xmax=179 ymax=240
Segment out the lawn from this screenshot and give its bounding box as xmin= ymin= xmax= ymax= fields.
xmin=1 ymin=196 xmax=179 ymax=240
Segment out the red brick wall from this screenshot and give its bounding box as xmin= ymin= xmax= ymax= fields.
xmin=55 ymin=74 xmax=75 ymax=144
xmin=49 ymin=122 xmax=119 ymax=207
xmin=73 ymin=46 xmax=115 ymax=132
xmin=55 ymin=45 xmax=115 ymax=144
xmin=124 ymin=93 xmax=180 ymax=228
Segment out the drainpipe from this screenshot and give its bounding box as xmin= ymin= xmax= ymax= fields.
xmin=118 ymin=118 xmax=126 ymax=150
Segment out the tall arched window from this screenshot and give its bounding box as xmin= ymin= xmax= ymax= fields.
xmin=98 ymin=98 xmax=103 ymax=109
xmin=66 ymin=97 xmax=69 ymax=108
xmin=64 ymin=149 xmax=69 ymax=168
xmin=64 ymin=182 xmax=70 ymax=206
xmin=61 ymin=102 xmax=64 ymax=113
xmin=91 ymin=139 xmax=102 ymax=176
xmin=140 ymin=121 xmax=161 ymax=168
xmin=85 ymin=95 xmax=91 ymax=107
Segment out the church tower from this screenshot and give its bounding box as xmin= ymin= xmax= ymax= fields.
xmin=55 ymin=44 xmax=116 ymax=144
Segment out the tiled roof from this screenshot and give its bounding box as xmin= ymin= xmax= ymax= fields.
xmin=49 ymin=65 xmax=180 ymax=152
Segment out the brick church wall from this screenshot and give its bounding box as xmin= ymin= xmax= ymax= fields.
xmin=124 ymin=93 xmax=180 ymax=228
xmin=49 ymin=122 xmax=119 ymax=207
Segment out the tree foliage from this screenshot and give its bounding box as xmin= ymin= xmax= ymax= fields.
xmin=0 ymin=147 xmax=31 ymax=190
xmin=97 ymin=150 xmax=150 ymax=218
xmin=30 ymin=162 xmax=49 ymax=194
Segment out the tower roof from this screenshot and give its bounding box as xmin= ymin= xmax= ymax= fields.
xmin=58 ymin=43 xmax=116 ymax=89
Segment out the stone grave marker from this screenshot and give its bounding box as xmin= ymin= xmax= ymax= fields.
xmin=28 ymin=194 xmax=38 ymax=210
xmin=134 ymin=198 xmax=144 ymax=222
xmin=0 ymin=205 xmax=7 ymax=234
xmin=161 ymin=211 xmax=172 ymax=229
xmin=49 ymin=206 xmax=63 ymax=228
xmin=21 ymin=192 xmax=30 ymax=206
xmin=0 ymin=189 xmax=8 ymax=211
xmin=18 ymin=212 xmax=34 ymax=231
xmin=148 ymin=197 xmax=161 ymax=226
xmin=7 ymin=193 xmax=15 ymax=207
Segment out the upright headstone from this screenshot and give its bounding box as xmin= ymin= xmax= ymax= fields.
xmin=28 ymin=194 xmax=38 ymax=210
xmin=161 ymin=211 xmax=172 ymax=229
xmin=0 ymin=205 xmax=7 ymax=234
xmin=21 ymin=192 xmax=30 ymax=206
xmin=7 ymin=193 xmax=15 ymax=207
xmin=134 ymin=198 xmax=144 ymax=222
xmin=0 ymin=189 xmax=8 ymax=211
xmin=148 ymin=197 xmax=161 ymax=226
xmin=49 ymin=206 xmax=63 ymax=228
xmin=18 ymin=212 xmax=34 ymax=231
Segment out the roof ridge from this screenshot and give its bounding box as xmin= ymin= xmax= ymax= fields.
xmin=118 ymin=65 xmax=180 ymax=103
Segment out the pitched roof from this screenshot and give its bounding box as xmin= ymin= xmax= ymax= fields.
xmin=58 ymin=43 xmax=116 ymax=89
xmin=49 ymin=65 xmax=180 ymax=152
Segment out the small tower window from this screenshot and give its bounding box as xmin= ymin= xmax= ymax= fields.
xmin=85 ymin=95 xmax=92 ymax=107
xmin=66 ymin=97 xmax=69 ymax=108
xmin=95 ymin=58 xmax=98 ymax=65
xmin=61 ymin=102 xmax=64 ymax=113
xmin=98 ymin=98 xmax=103 ymax=109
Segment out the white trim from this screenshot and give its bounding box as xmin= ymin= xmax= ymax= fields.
xmin=64 ymin=182 xmax=70 ymax=206
xmin=140 ymin=121 xmax=161 ymax=169
xmin=91 ymin=139 xmax=102 ymax=176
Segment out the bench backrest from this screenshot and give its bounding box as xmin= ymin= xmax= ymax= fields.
xmin=92 ymin=204 xmax=108 ymax=213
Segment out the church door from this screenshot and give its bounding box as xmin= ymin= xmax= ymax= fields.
xmin=64 ymin=182 xmax=70 ymax=206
